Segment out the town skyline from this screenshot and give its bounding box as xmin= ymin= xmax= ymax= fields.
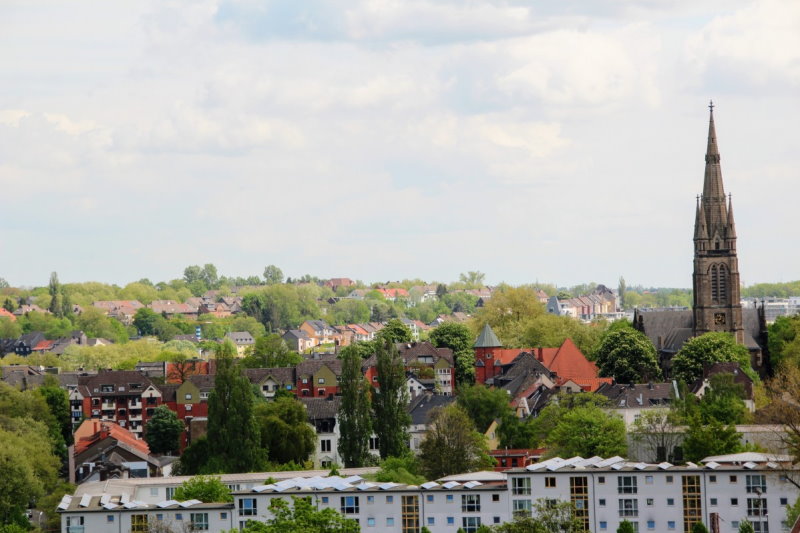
xmin=2 ymin=0 xmax=798 ymax=288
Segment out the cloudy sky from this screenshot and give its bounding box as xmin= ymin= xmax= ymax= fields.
xmin=1 ymin=0 xmax=798 ymax=289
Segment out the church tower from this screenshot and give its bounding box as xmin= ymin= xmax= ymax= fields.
xmin=692 ymin=102 xmax=744 ymax=343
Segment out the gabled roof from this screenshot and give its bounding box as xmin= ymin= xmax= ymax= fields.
xmin=595 ymin=382 xmax=674 ymax=408
xmin=301 ymin=396 xmax=341 ymax=420
xmin=0 ymin=308 xmax=16 ymax=321
xmin=74 ymin=419 xmax=151 ymax=457
xmin=408 ymin=393 xmax=456 ymax=426
xmin=473 ymin=323 xmax=502 ymax=349
xmin=245 ymin=367 xmax=295 ymax=384
xmin=539 ymin=339 xmax=600 ymax=384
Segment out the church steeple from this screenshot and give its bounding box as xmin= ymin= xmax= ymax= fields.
xmin=692 ymin=101 xmax=743 ymax=344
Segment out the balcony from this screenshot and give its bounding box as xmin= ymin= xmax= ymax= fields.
xmin=129 ymin=413 xmax=142 ymax=421
xmin=101 ymin=401 xmax=116 ymax=410
xmin=128 ymin=399 xmax=142 ymax=408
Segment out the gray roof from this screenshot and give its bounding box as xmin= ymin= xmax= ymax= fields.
xmin=595 ymin=382 xmax=675 ymax=408
xmin=301 ymin=396 xmax=341 ymax=420
xmin=473 ymin=323 xmax=502 ymax=348
xmin=633 ymin=308 xmax=763 ymax=353
xmin=408 ymin=393 xmax=456 ymax=425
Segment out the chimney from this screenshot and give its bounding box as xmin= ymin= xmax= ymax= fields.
xmin=536 ymin=348 xmax=544 ymax=362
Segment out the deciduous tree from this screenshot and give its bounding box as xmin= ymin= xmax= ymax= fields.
xmin=378 ymin=318 xmax=412 ymax=343
xmin=418 ymin=404 xmax=493 ymax=479
xmin=682 ymin=415 xmax=741 ymax=462
xmin=239 ymin=496 xmax=359 ymax=533
xmin=263 ymin=265 xmax=284 ymax=285
xmin=242 ymin=335 xmax=302 ymax=368
xmin=254 ymin=397 xmax=316 ymax=466
xmin=594 ymin=329 xmax=661 ymax=384
xmin=145 ymin=405 xmax=184 ymax=455
xmin=456 ymin=384 xmax=513 ymax=433
xmin=430 ymin=322 xmax=475 ymax=387
xmin=337 ymin=346 xmax=372 ymax=467
xmin=545 ymin=405 xmax=627 ymax=458
xmin=173 ymin=475 xmax=232 ymax=502
xmin=372 ymin=338 xmax=411 ymax=459
xmin=630 ymin=409 xmax=682 ymax=463
xmin=672 ymin=332 xmax=754 ymax=384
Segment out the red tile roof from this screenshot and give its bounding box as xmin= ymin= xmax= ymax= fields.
xmin=73 ymin=419 xmax=150 ymax=456
xmin=0 ymin=308 xmax=16 ymax=322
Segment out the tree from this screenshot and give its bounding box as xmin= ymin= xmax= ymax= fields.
xmin=682 ymin=415 xmax=741 ymax=462
xmin=594 ymin=329 xmax=661 ymax=383
xmin=133 ymin=308 xmax=161 ymax=336
xmin=430 ymin=322 xmax=476 ymax=387
xmin=242 ymin=334 xmax=302 ymax=368
xmin=255 ymin=397 xmax=316 ymax=465
xmin=201 ymin=264 xmax=219 ymax=289
xmin=239 ymin=496 xmax=359 ymax=533
xmin=698 ymin=373 xmax=748 ymax=425
xmin=630 ymin=409 xmax=682 ymax=463
xmin=767 ymin=314 xmax=800 ymax=369
xmin=758 ymin=365 xmax=800 ymax=462
xmin=418 ymin=404 xmax=493 ymax=479
xmin=374 ymin=455 xmax=425 ymax=485
xmin=492 ymin=499 xmax=583 ymax=533
xmin=738 ymin=520 xmax=756 ymax=533
xmin=785 ymin=499 xmax=800 ymax=532
xmin=618 ymin=276 xmax=626 ymax=309
xmin=263 ymin=265 xmax=284 ymax=285
xmin=173 ymin=475 xmax=232 ymax=502
xmin=672 ymin=332 xmax=754 ymax=384
xmin=0 ymin=277 xmax=8 ymax=289
xmin=372 ymin=337 xmax=411 ymax=459
xmin=691 ymin=523 xmax=709 ymax=533
xmin=379 ymin=318 xmax=413 ymax=343
xmin=145 ymin=405 xmax=184 ymax=455
xmin=337 ymin=346 xmax=373 ymax=467
xmin=458 ymin=271 xmax=486 ymax=288
xmin=38 ymin=375 xmax=73 ymax=446
xmin=456 ymin=384 xmax=513 ymax=433
xmin=205 ymin=340 xmax=267 ymax=473
xmin=617 ymin=521 xmax=636 ymax=533
xmin=183 ymin=265 xmax=203 ymax=284
xmin=48 ymin=272 xmax=63 ymax=317
xmin=545 ymin=405 xmax=627 ymax=458
xmin=0 ymin=318 xmax=21 ymax=341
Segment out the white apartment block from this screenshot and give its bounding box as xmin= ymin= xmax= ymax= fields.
xmin=60 ymin=454 xmax=799 ymax=533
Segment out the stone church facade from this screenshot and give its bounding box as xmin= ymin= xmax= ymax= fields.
xmin=633 ymin=104 xmax=768 ymax=376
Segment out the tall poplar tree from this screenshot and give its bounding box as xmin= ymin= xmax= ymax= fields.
xmin=372 ymin=338 xmax=411 ymax=459
xmin=48 ymin=272 xmax=63 ymax=317
xmin=337 ymin=345 xmax=372 ymax=467
xmin=206 ymin=340 xmax=266 ymax=473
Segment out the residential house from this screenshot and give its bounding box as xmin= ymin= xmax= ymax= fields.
xmin=595 ymin=382 xmax=677 ymax=428
xmin=363 ymin=342 xmax=455 ymax=395
xmin=296 ymin=355 xmax=342 ymax=397
xmin=148 ymin=300 xmax=199 ymax=320
xmin=346 ymin=324 xmax=372 ymax=342
xmin=12 ymin=304 xmax=49 ymax=316
xmin=691 ymin=362 xmax=755 ymax=412
xmin=375 ymin=287 xmax=409 ymax=302
xmin=282 ymin=329 xmax=316 ymax=352
xmin=92 ymin=301 xmax=144 ymax=325
xmin=407 ymin=392 xmax=455 ymax=452
xmin=13 ymin=331 xmax=46 ymax=356
xmin=301 ymin=396 xmax=342 ymax=468
xmin=299 ymin=320 xmax=339 ymax=345
xmin=245 ymin=367 xmax=296 ymax=398
xmin=225 ymin=331 xmax=255 ymax=357
xmin=324 ymin=278 xmax=356 ymax=292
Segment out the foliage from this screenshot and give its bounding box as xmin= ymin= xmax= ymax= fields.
xmin=373 ymin=455 xmax=426 ymax=485
xmin=458 ymin=271 xmax=486 ymax=289
xmin=681 ymin=415 xmax=741 ymax=462
xmin=75 ymin=306 xmax=129 ymax=343
xmin=418 ymin=404 xmax=493 ymax=479
xmin=630 ymin=409 xmax=682 ymax=463
xmin=238 ymin=496 xmax=359 ymax=532
xmin=671 ymin=332 xmax=754 ymax=384
xmin=173 ymin=436 xmax=209 ymax=476
xmin=492 ymin=499 xmax=583 ymax=533
xmin=430 ymin=321 xmax=476 ymax=387
xmin=698 ymin=373 xmax=748 ymax=425
xmin=525 ymin=392 xmax=611 ymax=447
xmin=263 ymin=265 xmax=284 ymax=285
xmin=329 ymin=299 xmax=371 ymax=325
xmin=172 ymin=475 xmax=232 ymax=503
xmin=497 ymin=412 xmax=539 ymax=449
xmin=456 ymin=384 xmax=513 ymax=433
xmin=39 ymin=375 xmax=73 ymax=445
xmin=691 ymin=523 xmax=709 ymax=533
xmin=378 ymin=318 xmax=413 ymax=343
xmin=242 ymin=334 xmax=302 ymax=368
xmin=0 ymin=318 xmax=21 ymax=340
xmin=255 ymin=397 xmax=316 ymax=465
xmin=241 ymin=284 xmax=322 ymax=331
xmin=545 ymin=404 xmax=627 ymax=458
xmin=16 ymin=311 xmax=74 ymax=340
xmin=61 ymin=338 xmax=166 ymax=371
xmin=617 ymin=521 xmax=636 ymax=533
xmin=767 ymin=314 xmax=800 ymax=369
xmin=760 ymin=365 xmax=800 ymax=462
xmin=337 ymin=346 xmax=373 ymax=467
xmin=205 ymin=341 xmax=267 ymax=473
xmin=594 ymin=328 xmax=661 ymax=383
xmin=145 ymin=405 xmax=184 ymax=455
xmin=785 ymin=499 xmax=800 ymax=532
xmin=738 ymin=520 xmax=755 ymax=533
xmin=372 ymin=338 xmax=411 ymax=459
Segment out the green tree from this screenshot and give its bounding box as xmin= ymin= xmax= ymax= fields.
xmin=379 ymin=318 xmax=413 ymax=343
xmin=206 ymin=340 xmax=267 ymax=473
xmin=255 ymin=397 xmax=316 ymax=465
xmin=263 ymin=265 xmax=284 ymax=285
xmin=174 ymin=436 xmax=210 ymax=476
xmin=374 ymin=455 xmax=425 ymax=485
xmin=617 ymin=521 xmax=636 ymax=533
xmin=0 ymin=318 xmax=21 ymax=340
xmin=173 ymin=475 xmax=232 ymax=502
xmin=418 ymin=404 xmax=493 ymax=479
xmin=242 ymin=334 xmax=302 ymax=368
xmin=133 ymin=307 xmax=161 ymax=336
xmin=458 ymin=271 xmax=486 ymax=288
xmin=456 ymin=384 xmax=513 ymax=433
xmin=545 ymin=405 xmax=627 ymax=458
xmin=691 ymin=523 xmax=709 ymax=533
xmin=767 ymin=314 xmax=800 ymax=369
xmin=337 ymin=346 xmax=373 ymax=467
xmin=785 ymin=498 xmax=800 ymax=531
xmin=492 ymin=499 xmax=583 ymax=533
xmin=372 ymin=338 xmax=411 ymax=459
xmin=738 ymin=520 xmax=756 ymax=533
xmin=201 ymin=264 xmax=219 ymax=289
xmin=240 ymin=496 xmax=359 ymax=532
xmin=672 ymin=332 xmax=754 ymax=384
xmin=629 ymin=409 xmax=682 ymax=463
xmin=38 ymin=375 xmax=73 ymax=445
xmin=618 ymin=276 xmax=626 ymax=309
xmin=145 ymin=405 xmax=184 ymax=455
xmin=594 ymin=329 xmax=661 ymax=383
xmin=48 ymin=272 xmax=63 ymax=317
xmin=183 ymin=265 xmax=203 ymax=284
xmin=430 ymin=321 xmax=476 ymax=387
xmin=0 ymin=446 xmax=41 ymax=526
xmin=698 ymin=373 xmax=748 ymax=424
xmin=682 ymin=415 xmax=741 ymax=462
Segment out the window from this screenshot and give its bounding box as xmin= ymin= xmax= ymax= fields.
xmin=175 ymin=514 xmax=182 ymax=521
xmin=426 ymin=495 xmax=434 ymax=502
xmin=318 ymin=389 xmax=326 ymax=396
xmin=731 ymin=498 xmax=739 ymax=506
xmin=647 ymin=520 xmax=655 ymax=530
xmin=709 ymin=475 xmax=717 ymax=483
xmin=321 ymin=497 xmax=329 ymax=504
xmin=666 ymin=475 xmax=674 ymax=483
xmin=66 ymin=516 xmax=85 ymax=533
xmin=545 ymin=477 xmax=557 ymax=488
xmin=428 ymin=517 xmax=435 ymax=525
xmin=447 ymin=517 xmax=455 ymax=525
xmin=512 ymin=477 xmax=531 ymax=495
xmin=369 ymin=437 xmax=380 ymax=450
xmin=747 ymin=498 xmax=768 ymax=517
xmin=619 ymin=499 xmax=638 ymax=517
xmin=367 ymin=495 xmax=374 ymax=504
xmin=781 ymin=498 xmax=789 ymax=506
xmin=492 ymin=494 xmax=500 ymax=502
xmin=682 ymin=475 xmax=702 ymax=533
xmin=598 ymin=476 xmax=606 ymax=484
xmin=341 ymin=496 xmax=359 ymax=514
xmin=386 ymin=495 xmax=393 ymax=503
xmin=318 ymin=378 xmax=325 ymax=384
xmin=220 ymin=513 xmax=227 ymax=520
xmin=668 ymin=521 xmax=676 ymax=530
xmin=494 ymin=517 xmax=501 ymax=524
xmin=463 ymin=516 xmax=482 ymax=533
xmin=321 ymin=440 xmax=331 ymax=452
xmin=710 ymin=498 xmax=718 ymax=506
xmin=185 ymin=393 xmax=192 ymax=400
xmin=239 ymin=498 xmax=257 ymax=516
xmin=150 ymin=487 xmax=159 ymax=496
xmin=446 ymin=494 xmax=454 ymax=503
xmin=462 ymin=494 xmax=481 ymax=512
xmin=618 ymin=476 xmax=637 ymax=494
xmin=599 ymin=499 xmax=606 ymax=506
xmin=730 ymin=475 xmax=738 ymax=483
xmin=190 ymin=513 xmax=209 ymax=531
xmin=600 ymin=522 xmax=607 ymax=530
xmin=401 ymin=495 xmax=419 ymax=533
xmin=166 ymin=487 xmax=176 ymax=500
xmin=239 ymin=498 xmax=258 ymax=516
xmin=513 ymin=500 xmax=532 ymax=517
xmin=106 ymin=515 xmax=114 ymax=523
xmin=131 ymin=514 xmax=148 ymax=533
xmin=386 ymin=517 xmax=395 ymax=526
xmin=302 ymin=378 xmax=308 ymax=384
xmin=645 ymin=475 xmax=653 ymax=484
xmin=646 ymin=498 xmax=653 ymax=506
xmin=746 ymin=475 xmax=767 ymax=494
xmin=367 ymin=518 xmax=375 ymax=526
xmin=667 ymin=498 xmax=675 ymax=506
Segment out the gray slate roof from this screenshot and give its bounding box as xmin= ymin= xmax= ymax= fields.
xmin=473 ymin=323 xmax=502 ymax=348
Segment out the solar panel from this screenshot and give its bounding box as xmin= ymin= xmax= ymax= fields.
xmin=441 ymin=481 xmax=460 ymax=489
xmin=57 ymin=496 xmax=72 ymax=510
xmin=79 ymin=494 xmax=92 ymax=508
xmin=157 ymin=500 xmax=179 ymax=508
xmin=463 ymin=481 xmax=482 ymax=489
xmin=658 ymin=462 xmax=673 ymax=470
xmin=420 ymin=482 xmax=439 ymax=489
xmin=179 ymin=499 xmax=202 ymax=507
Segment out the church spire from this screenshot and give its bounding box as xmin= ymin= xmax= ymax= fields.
xmin=701 ymin=100 xmax=728 ymax=229
xmin=694 ymin=195 xmax=708 ymax=240
xmin=727 ymin=194 xmax=737 ymax=238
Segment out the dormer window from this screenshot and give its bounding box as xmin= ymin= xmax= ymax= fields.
xmin=101 ymin=385 xmax=114 ymax=393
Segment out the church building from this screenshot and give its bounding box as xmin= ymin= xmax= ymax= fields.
xmin=633 ymin=104 xmax=767 ymax=375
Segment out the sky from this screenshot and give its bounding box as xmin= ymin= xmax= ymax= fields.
xmin=1 ymin=0 xmax=798 ymax=289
